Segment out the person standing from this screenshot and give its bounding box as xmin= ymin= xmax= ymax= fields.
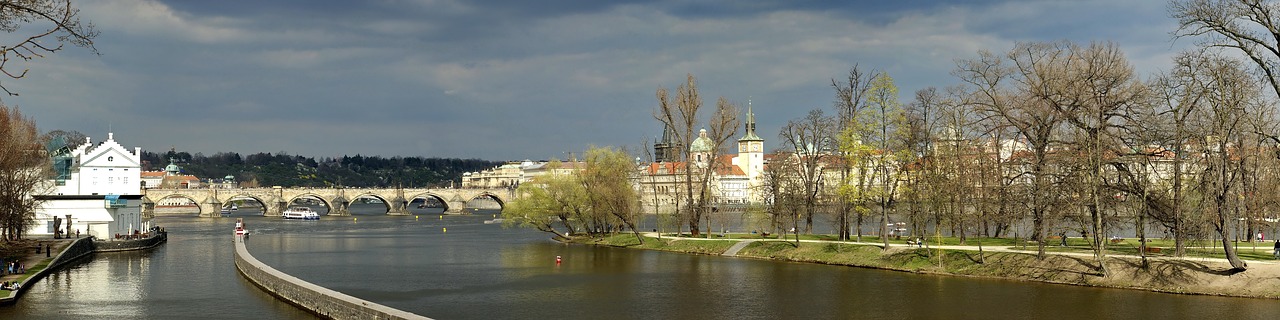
xmin=1273 ymin=240 xmax=1279 ymax=259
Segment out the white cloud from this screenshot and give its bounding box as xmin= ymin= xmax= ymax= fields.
xmin=81 ymin=0 xmax=248 ymax=44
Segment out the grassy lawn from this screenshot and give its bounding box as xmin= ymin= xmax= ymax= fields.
xmin=631 ymin=231 xmax=1280 ymax=261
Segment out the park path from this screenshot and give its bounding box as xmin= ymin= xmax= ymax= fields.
xmin=1 ymin=237 xmax=75 ymax=298
xmin=643 ymin=232 xmax=1278 ymax=266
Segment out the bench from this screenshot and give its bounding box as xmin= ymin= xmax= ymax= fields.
xmin=1109 ymin=238 xmax=1124 ymax=244
xmin=1144 ymin=247 xmax=1162 ymax=253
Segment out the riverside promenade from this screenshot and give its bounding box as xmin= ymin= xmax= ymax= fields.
xmin=233 ymin=234 xmax=430 ymax=320
xmin=0 ymin=237 xmax=92 ymax=305
xmin=0 ymin=232 xmax=169 ymax=306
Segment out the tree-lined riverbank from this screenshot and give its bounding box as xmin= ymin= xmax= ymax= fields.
xmin=583 ymin=234 xmax=1280 ymax=299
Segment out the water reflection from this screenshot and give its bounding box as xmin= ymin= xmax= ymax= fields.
xmin=2 ymin=214 xmax=1279 ymax=319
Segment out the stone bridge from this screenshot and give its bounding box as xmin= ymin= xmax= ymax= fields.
xmin=142 ymin=187 xmax=512 ymax=218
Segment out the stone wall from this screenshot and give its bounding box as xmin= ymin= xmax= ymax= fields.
xmin=233 ymin=235 xmax=430 ymax=320
xmin=93 ymin=232 xmax=167 ymax=252
xmin=46 ymin=237 xmax=95 ymax=272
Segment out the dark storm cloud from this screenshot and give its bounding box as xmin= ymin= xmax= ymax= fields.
xmin=0 ymin=0 xmax=1187 ymax=161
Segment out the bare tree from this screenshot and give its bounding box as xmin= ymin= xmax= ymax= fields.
xmin=761 ymin=150 xmax=803 ymax=246
xmin=653 ymin=74 xmax=739 ymax=237
xmin=1013 ymin=41 xmax=1147 ymax=276
xmin=777 ymin=109 xmax=836 ymax=235
xmin=0 ymin=105 xmax=48 ymax=240
xmin=0 ymin=0 xmax=98 ymax=96
xmin=1187 ymin=52 xmax=1264 ymax=271
xmin=1172 ymin=0 xmax=1280 ymax=100
xmin=954 ymin=47 xmax=1069 ymax=259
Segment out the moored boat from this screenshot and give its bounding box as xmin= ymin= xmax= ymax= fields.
xmin=282 ymin=206 xmax=321 ymax=220
xmin=234 ymin=218 xmax=249 ymax=236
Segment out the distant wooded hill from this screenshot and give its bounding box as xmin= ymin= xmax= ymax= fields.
xmin=139 ymin=150 xmax=503 ymax=188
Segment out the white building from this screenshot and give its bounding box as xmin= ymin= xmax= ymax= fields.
xmin=33 ymin=133 xmax=147 ymax=239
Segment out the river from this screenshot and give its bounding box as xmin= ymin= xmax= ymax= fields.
xmin=2 ymin=205 xmax=1278 ymax=319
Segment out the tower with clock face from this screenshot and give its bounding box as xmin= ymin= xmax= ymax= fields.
xmin=737 ymin=102 xmax=764 ymax=183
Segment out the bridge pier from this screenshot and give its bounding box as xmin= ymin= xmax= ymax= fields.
xmin=199 ymin=199 xmax=222 ymax=218
xmin=387 ymin=198 xmax=409 ymax=216
xmin=327 ymin=200 xmax=350 ymax=216
xmin=142 ymin=199 xmax=155 ymax=219
xmin=266 ymin=201 xmax=286 ymax=217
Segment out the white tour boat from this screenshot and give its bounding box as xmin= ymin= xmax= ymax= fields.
xmin=281 ymin=206 xmax=321 ymax=220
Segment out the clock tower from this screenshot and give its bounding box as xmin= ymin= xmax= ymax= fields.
xmin=737 ymin=101 xmax=764 ymax=182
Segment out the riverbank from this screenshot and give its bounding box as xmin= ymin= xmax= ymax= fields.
xmin=581 ymin=234 xmax=1280 ymax=299
xmin=0 ymin=233 xmax=169 ymax=306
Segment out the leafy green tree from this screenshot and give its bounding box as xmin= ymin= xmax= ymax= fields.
xmin=503 ymin=161 xmax=584 ymax=239
xmin=863 ymin=71 xmax=910 ymax=250
xmin=580 ymin=146 xmax=642 ymax=242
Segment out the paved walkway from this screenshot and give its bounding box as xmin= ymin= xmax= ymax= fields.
xmin=0 ymin=237 xmax=75 ymax=294
xmin=645 ymin=232 xmax=1278 ymax=266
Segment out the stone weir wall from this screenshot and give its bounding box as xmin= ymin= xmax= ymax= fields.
xmin=232 ymin=235 xmax=431 ymax=320
xmin=94 ymin=232 xmax=168 ymax=252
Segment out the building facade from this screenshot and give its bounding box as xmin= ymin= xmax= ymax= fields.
xmin=34 ymin=133 xmax=148 ymax=239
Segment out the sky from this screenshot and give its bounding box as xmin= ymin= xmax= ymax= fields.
xmin=0 ymin=0 xmax=1192 ymax=161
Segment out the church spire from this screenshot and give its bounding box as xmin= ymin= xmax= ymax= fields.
xmin=739 ymin=98 xmax=762 ymax=142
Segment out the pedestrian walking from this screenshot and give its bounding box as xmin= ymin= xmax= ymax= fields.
xmin=1273 ymin=240 xmax=1279 ymax=259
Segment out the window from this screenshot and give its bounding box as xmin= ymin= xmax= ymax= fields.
xmin=108 ymin=156 xmax=114 ymax=161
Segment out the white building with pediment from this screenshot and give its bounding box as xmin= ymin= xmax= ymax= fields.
xmin=32 ymin=133 xmax=147 ymax=239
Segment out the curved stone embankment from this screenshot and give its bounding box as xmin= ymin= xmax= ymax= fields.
xmin=0 ymin=237 xmax=95 ymax=305
xmin=232 ymin=235 xmax=430 ymax=320
xmin=94 ymin=232 xmax=168 ymax=252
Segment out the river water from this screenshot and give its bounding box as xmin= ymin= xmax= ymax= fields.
xmin=2 ymin=205 xmax=1279 ymax=319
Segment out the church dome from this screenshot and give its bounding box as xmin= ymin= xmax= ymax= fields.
xmin=690 ymin=129 xmax=714 ymax=153
xmin=164 ymin=158 xmax=181 ymax=175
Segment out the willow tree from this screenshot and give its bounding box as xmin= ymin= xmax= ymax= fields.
xmin=0 ymin=106 xmax=48 ymax=240
xmin=580 ymin=146 xmax=642 ymax=243
xmin=503 ymin=160 xmax=584 ymax=240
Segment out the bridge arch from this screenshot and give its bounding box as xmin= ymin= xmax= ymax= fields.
xmin=407 ymin=193 xmax=452 ymax=212
xmin=285 ymin=193 xmax=333 ymax=215
xmin=346 ymin=193 xmax=393 ymax=215
xmin=149 ymin=194 xmax=203 ymax=216
xmin=465 ymin=192 xmax=506 ymax=212
xmin=220 ymin=194 xmax=276 ymax=216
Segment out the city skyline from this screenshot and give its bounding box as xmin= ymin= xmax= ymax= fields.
xmin=2 ymin=0 xmax=1185 ymax=161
